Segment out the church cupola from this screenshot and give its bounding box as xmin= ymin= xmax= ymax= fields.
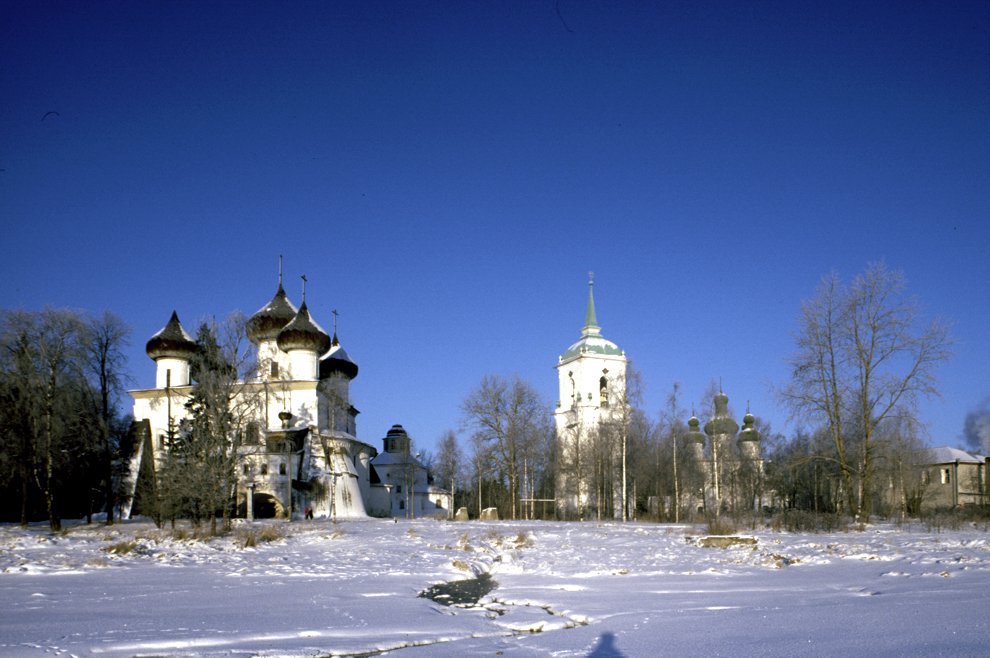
xmin=277 ymin=277 xmax=331 ymax=380
xmin=248 ymin=259 xmax=299 ymax=381
xmin=704 ymin=392 xmax=740 ymax=438
xmin=737 ymin=411 xmax=762 ymax=461
xmin=146 ymin=310 xmax=197 ymax=388
xmin=319 ymin=314 xmax=359 ymax=381
xmin=277 ymin=302 xmax=331 ymax=356
xmin=686 ymin=414 xmax=706 ymax=461
xmin=383 ymin=424 xmax=412 ymax=454
xmin=246 ymin=282 xmax=297 ymax=345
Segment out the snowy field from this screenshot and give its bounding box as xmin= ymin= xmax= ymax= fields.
xmin=2 ymin=518 xmax=989 ymax=657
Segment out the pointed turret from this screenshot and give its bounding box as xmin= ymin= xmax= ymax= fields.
xmin=277 ymin=276 xmax=331 ymax=380
xmin=146 ymin=311 xmax=197 ymax=361
xmin=277 ymin=301 xmax=332 ymax=356
xmin=146 ymin=311 xmax=197 ymax=388
xmin=320 ymin=331 xmax=359 ymax=380
xmin=246 ymin=281 xmax=298 ymax=345
xmin=560 ymin=274 xmax=622 ymax=361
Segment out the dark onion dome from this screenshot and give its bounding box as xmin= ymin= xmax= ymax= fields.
xmin=246 ymin=283 xmax=298 ymax=344
xmin=276 ymin=302 xmax=331 ymax=354
xmin=319 ymin=333 xmax=359 ymax=380
xmin=146 ymin=311 xmax=197 ymax=361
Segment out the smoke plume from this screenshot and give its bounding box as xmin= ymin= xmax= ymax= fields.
xmin=963 ymin=398 xmax=990 ymax=455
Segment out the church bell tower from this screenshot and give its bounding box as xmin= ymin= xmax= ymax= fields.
xmin=554 ymin=274 xmax=628 ymax=518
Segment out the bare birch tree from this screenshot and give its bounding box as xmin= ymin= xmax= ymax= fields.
xmin=434 ymin=429 xmax=463 ymax=517
xmin=781 ymin=262 xmax=952 ymax=520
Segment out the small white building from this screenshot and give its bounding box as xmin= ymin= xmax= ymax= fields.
xmin=368 ymin=424 xmax=452 ymax=518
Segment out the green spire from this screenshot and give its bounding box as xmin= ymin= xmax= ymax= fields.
xmin=583 ymin=272 xmax=600 ymax=335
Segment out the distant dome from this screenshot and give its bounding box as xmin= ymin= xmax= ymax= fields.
xmin=319 ymin=335 xmax=359 ymax=380
xmin=146 ymin=311 xmax=197 ymax=361
xmin=686 ymin=416 xmax=705 ymax=445
xmin=704 ymin=393 xmax=739 ymax=437
xmin=276 ymin=302 xmax=331 ymax=354
xmin=246 ymin=283 xmax=298 ymax=344
xmin=739 ymin=413 xmax=761 ymax=442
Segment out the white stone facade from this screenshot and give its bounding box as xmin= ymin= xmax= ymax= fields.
xmin=124 ymin=280 xmax=378 ymax=520
xmin=553 ymin=278 xmax=629 ymax=519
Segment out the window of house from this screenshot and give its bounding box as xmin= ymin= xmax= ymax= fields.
xmin=399 ymin=500 xmax=405 ymax=510
xmin=279 ymin=462 xmax=287 ymax=476
xmin=260 ymin=464 xmax=269 ymax=475
xmin=270 ymin=362 xmax=279 ymax=378
xmin=158 ymin=434 xmax=166 ymax=450
xmin=922 ymin=470 xmax=930 ymax=485
xmin=941 ymin=468 xmax=951 ymax=484
xmin=396 ymin=485 xmax=402 ymax=493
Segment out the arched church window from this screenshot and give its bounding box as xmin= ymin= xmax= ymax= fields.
xmin=270 ymin=361 xmax=279 ymax=378
xmin=260 ymin=463 xmax=269 ymax=475
xmin=279 ymin=462 xmax=287 ymax=476
xmin=245 ymin=422 xmax=260 ymax=445
xmin=600 ymin=377 xmax=609 ymax=407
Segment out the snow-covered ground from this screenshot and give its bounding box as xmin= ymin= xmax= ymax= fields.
xmin=2 ymin=517 xmax=988 ymax=657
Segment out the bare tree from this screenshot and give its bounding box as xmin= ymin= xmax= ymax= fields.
xmin=0 ymin=309 xmax=101 ymax=530
xmin=82 ymin=311 xmax=130 ymax=524
xmin=434 ymin=430 xmax=463 ymax=517
xmin=781 ymin=263 xmax=952 ymax=520
xmin=657 ymin=383 xmax=685 ymax=521
xmin=461 ymin=375 xmax=546 ymax=520
xmin=0 ymin=311 xmax=43 ymax=525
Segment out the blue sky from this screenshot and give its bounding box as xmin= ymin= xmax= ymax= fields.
xmin=2 ymin=1 xmax=988 ymax=455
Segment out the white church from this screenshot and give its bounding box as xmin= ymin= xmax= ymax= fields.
xmin=553 ymin=276 xmax=764 ymax=520
xmin=123 ymin=271 xmax=451 ymax=521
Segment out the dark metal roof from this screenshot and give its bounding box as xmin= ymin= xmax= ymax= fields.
xmin=146 ymin=311 xmax=197 ymax=360
xmin=319 ymin=336 xmax=359 ymax=380
xmin=276 ymin=302 xmax=331 ymax=354
xmin=246 ymin=284 xmax=298 ymax=344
